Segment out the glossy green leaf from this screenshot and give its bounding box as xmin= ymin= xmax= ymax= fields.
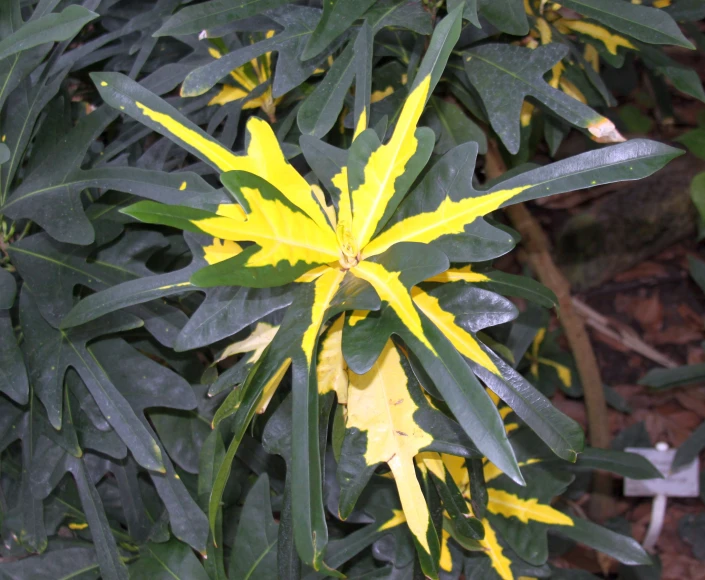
xmin=0 ymin=5 xmax=98 ymax=61
xmin=573 ymin=447 xmax=662 ymax=479
xmin=552 ymin=517 xmax=651 ymax=566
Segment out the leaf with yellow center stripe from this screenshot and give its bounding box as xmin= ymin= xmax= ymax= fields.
xmin=208 ymin=269 xmax=380 ymax=572
xmin=125 ymin=171 xmax=340 ymax=288
xmin=410 ymin=281 xmax=584 ymax=463
xmin=425 ymin=265 xmax=558 ymax=309
xmin=343 ymin=243 xmax=524 ymax=487
xmin=346 ymin=7 xmax=462 ymax=252
xmin=93 ymin=72 xmax=330 ymax=231
xmin=365 ymin=139 xmax=682 ymax=259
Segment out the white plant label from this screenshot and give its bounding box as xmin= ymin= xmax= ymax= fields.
xmin=624 ymin=447 xmax=700 ymax=498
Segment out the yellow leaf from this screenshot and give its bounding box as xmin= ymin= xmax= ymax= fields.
xmin=301 ymin=268 xmax=345 ymax=366
xmin=351 ymin=75 xmax=431 ymax=250
xmin=216 ymin=322 xmax=278 ymax=364
xmin=411 ymin=287 xmax=500 ymax=376
xmin=346 ymin=340 xmax=437 ymax=558
xmin=192 ymin=185 xmax=340 ymax=270
xmin=350 ymin=261 xmax=434 ymax=353
xmin=256 ymin=358 xmax=291 ymax=414
xmin=425 ymin=265 xmax=492 ymax=284
xmin=202 ymin=238 xmax=243 ymax=265
xmin=487 ymin=489 xmax=574 ymax=526
xmin=135 ymin=101 xmax=240 ymax=172
xmin=317 ymin=315 xmax=349 ymax=402
xmin=479 ymin=518 xmax=514 ymax=580
xmin=440 ymin=528 xmax=453 ymax=572
xmin=362 ymin=185 xmax=530 ymax=258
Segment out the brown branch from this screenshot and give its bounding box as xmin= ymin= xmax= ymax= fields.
xmin=484 ymin=140 xmax=613 ymax=521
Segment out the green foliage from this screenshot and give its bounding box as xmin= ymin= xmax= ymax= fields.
xmin=0 ymin=1 xmax=699 ymax=579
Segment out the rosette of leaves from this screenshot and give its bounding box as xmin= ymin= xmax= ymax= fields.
xmin=49 ymin=8 xmax=686 ymax=577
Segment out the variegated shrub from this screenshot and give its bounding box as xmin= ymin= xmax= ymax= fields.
xmin=0 ymin=1 xmax=700 ymax=579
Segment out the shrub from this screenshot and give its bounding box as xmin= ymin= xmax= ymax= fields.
xmin=0 ymin=1 xmax=699 ymax=578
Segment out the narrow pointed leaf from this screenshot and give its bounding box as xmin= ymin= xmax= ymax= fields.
xmin=0 ymin=5 xmax=98 ymax=61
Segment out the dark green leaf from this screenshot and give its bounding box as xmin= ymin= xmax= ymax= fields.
xmin=302 ymin=0 xmax=376 ymax=60
xmin=574 ymin=448 xmax=662 ymax=479
xmin=478 ymin=0 xmax=528 ymax=36
xmin=0 ymin=544 xmax=99 ymax=580
xmin=639 ymin=363 xmax=705 ymax=389
xmin=229 ymin=474 xmax=279 ymax=580
xmin=297 ymin=41 xmax=356 ymax=138
xmin=0 ymin=5 xmax=98 ymax=61
xmin=424 ymin=96 xmax=487 ymax=155
xmin=129 ymin=539 xmax=209 ymax=580
xmin=672 ymin=421 xmax=705 ymax=471
xmin=155 ymin=0 xmax=291 ymax=36
xmin=552 ymin=517 xmax=651 ymax=566
xmin=464 ymin=43 xmax=612 ymax=154
xmin=559 ymin=0 xmax=693 ymax=49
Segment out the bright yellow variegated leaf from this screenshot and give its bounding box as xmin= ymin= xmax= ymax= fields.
xmin=346 ymin=339 xmax=438 ymax=563
xmin=479 ymin=519 xmax=514 ymax=580
xmin=229 ymin=117 xmax=333 ymax=231
xmin=202 ymin=238 xmax=243 ymax=265
xmin=350 ymin=76 xmax=431 ymax=250
xmin=425 ymin=266 xmax=491 ymax=284
xmin=192 ymin=185 xmax=340 ymax=270
xmin=557 ymin=19 xmax=636 ymax=55
xmin=487 ymin=490 xmax=573 ymax=526
xmin=362 ymin=185 xmax=530 ymax=258
xmin=317 ymin=316 xmax=348 ymax=403
xmin=301 ymin=268 xmax=345 ymax=366
xmin=350 ymin=261 xmax=434 ymax=352
xmin=134 ymin=101 xmax=241 ymax=172
xmin=411 ymin=287 xmax=500 ymax=376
